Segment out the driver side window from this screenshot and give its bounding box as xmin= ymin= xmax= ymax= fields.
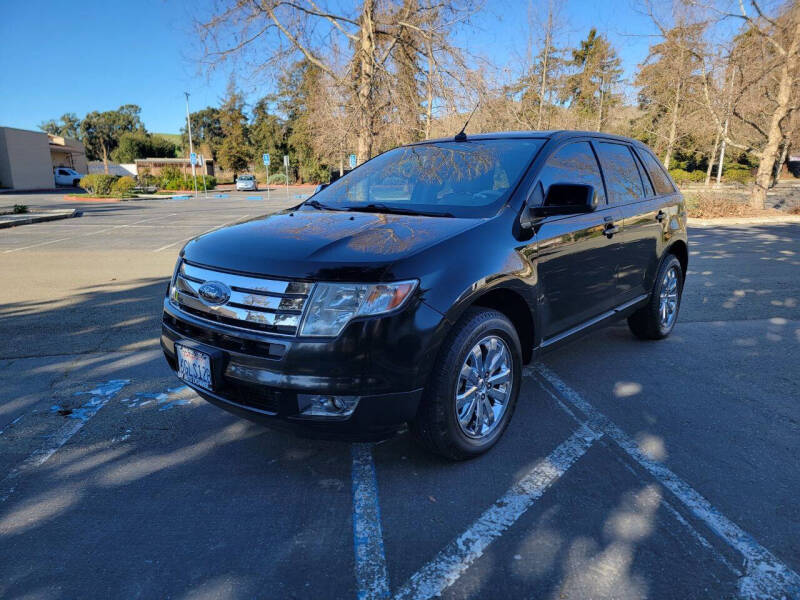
xmin=537 ymin=142 xmax=606 ymax=205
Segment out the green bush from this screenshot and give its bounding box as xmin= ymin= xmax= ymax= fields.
xmin=13 ymin=204 xmax=28 ymax=214
xmin=161 ymin=174 xmax=216 ymax=191
xmin=268 ymin=173 xmax=287 ymax=185
xmin=669 ymin=169 xmax=705 ymax=184
xmin=79 ymin=174 xmax=117 ymax=196
xmin=724 ymin=168 xmax=753 ymax=184
xmin=111 ymin=176 xmax=136 ymax=196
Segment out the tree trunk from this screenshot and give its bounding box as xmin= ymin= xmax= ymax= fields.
xmin=536 ymin=10 xmax=552 ymax=131
xmin=355 ymin=0 xmax=376 ymax=165
xmin=751 ymin=21 xmax=800 ymax=209
xmin=705 ymin=128 xmax=721 ymax=187
xmin=596 ymin=73 xmax=605 ymax=132
xmin=425 ymin=37 xmax=434 ymax=140
xmin=772 ymin=127 xmax=792 ymax=186
xmin=102 ymin=145 xmax=109 ymax=174
xmin=663 ymin=46 xmax=685 ymax=171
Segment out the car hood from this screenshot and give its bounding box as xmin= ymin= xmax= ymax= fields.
xmin=181 ymin=209 xmax=482 ymax=281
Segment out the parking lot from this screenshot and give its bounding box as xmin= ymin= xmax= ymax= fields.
xmin=0 ymin=191 xmax=798 ymax=599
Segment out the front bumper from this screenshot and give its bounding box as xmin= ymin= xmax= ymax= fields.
xmin=160 ymin=297 xmax=445 ymax=439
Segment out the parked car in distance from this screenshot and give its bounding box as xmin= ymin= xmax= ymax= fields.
xmin=235 ymin=174 xmax=258 ymax=191
xmin=161 ymin=130 xmax=688 ymax=459
xmin=54 ymin=167 xmax=83 ymax=187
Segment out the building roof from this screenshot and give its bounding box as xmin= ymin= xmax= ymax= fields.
xmin=135 ymin=157 xmax=212 ymax=163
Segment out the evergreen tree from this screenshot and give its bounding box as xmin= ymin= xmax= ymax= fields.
xmin=562 ymin=29 xmax=623 ymax=130
xmin=216 ymin=80 xmax=252 ymax=175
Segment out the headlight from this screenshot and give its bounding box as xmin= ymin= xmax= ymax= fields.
xmin=300 ymin=280 xmax=418 ymax=337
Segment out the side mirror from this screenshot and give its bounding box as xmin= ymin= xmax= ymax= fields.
xmin=530 ymin=183 xmax=597 ymax=218
xmin=313 ymin=183 xmax=328 ymax=195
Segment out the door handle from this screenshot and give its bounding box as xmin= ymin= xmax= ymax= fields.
xmin=603 ymin=222 xmax=619 ymax=238
xmin=656 ymin=210 xmax=666 ymax=223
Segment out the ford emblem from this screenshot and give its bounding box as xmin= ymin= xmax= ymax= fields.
xmin=197 ymin=281 xmax=231 ymax=306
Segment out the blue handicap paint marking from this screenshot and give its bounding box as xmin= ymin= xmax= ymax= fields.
xmin=216 ymin=194 xmax=229 ymax=198
xmin=246 ymin=195 xmax=262 ymax=200
xmin=172 ymin=195 xmax=190 ymax=200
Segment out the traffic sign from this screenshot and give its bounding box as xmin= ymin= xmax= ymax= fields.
xmin=283 ymin=155 xmax=289 ymax=168
xmin=190 ymin=152 xmax=198 ymax=166
xmin=349 ymin=154 xmax=357 ymax=169
xmin=262 ymin=153 xmax=270 ymax=166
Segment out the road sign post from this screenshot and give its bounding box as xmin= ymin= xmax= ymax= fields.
xmin=263 ymin=153 xmax=271 ymax=202
xmin=283 ymin=155 xmax=289 ymax=197
xmin=190 ymin=152 xmax=199 ymax=198
xmin=198 ymin=154 xmax=208 ymax=198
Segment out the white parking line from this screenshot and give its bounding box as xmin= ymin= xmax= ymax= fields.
xmin=532 ymin=364 xmax=800 ymax=600
xmin=152 ymin=215 xmax=251 ymax=253
xmin=351 ymin=443 xmax=391 ymax=600
xmin=393 ymin=425 xmax=601 ymax=600
xmin=3 ymin=214 xmax=177 ymax=253
xmin=0 ymin=379 xmax=128 ymax=503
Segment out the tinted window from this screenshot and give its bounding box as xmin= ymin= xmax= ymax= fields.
xmin=634 ymin=152 xmax=655 ymax=196
xmin=313 ymin=138 xmax=545 ymax=218
xmin=637 ymin=149 xmax=675 ymax=195
xmin=596 ymin=142 xmax=644 ymax=204
xmin=537 ymin=141 xmax=606 ymax=205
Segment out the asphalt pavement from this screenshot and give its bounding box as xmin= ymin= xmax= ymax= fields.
xmin=0 ymin=190 xmax=798 ymax=599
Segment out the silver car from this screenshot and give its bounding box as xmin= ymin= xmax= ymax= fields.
xmin=235 ymin=174 xmax=258 ymax=191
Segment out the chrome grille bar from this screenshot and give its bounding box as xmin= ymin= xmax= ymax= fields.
xmin=173 ymin=261 xmax=311 ymax=335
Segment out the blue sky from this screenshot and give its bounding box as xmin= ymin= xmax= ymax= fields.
xmin=0 ymin=0 xmax=660 ymax=134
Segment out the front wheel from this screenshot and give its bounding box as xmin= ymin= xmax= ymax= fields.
xmin=412 ymin=307 xmax=522 ymax=460
xmin=627 ymin=254 xmax=684 ymax=340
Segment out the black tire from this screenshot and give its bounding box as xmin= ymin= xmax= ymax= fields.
xmin=73 ymin=178 xmax=80 ymax=187
xmin=412 ymin=307 xmax=522 ymax=460
xmin=627 ymin=254 xmax=683 ymax=340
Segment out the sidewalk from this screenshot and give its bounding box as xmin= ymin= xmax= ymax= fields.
xmin=0 ymin=209 xmax=78 ymax=229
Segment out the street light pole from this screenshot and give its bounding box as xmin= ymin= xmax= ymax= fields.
xmin=184 ymin=91 xmax=198 ymax=198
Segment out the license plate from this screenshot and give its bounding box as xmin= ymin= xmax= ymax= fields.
xmin=176 ymin=344 xmax=213 ymax=390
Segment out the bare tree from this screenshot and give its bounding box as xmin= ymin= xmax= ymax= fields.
xmin=196 ymin=0 xmax=476 ymax=164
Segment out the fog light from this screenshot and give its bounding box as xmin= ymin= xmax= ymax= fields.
xmin=298 ymin=394 xmax=359 ymax=419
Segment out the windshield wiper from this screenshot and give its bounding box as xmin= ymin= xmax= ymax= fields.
xmin=345 ymin=203 xmax=454 ymax=218
xmin=303 ymin=199 xmax=341 ymax=211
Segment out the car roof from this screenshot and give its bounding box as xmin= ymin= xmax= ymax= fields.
xmin=412 ymin=130 xmax=649 ymax=148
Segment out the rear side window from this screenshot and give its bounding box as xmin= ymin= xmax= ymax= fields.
xmin=595 ymin=142 xmax=644 ymax=204
xmin=637 ymin=149 xmax=675 ymax=195
xmin=538 ymin=141 xmax=606 ymax=205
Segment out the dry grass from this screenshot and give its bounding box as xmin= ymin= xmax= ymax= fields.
xmin=685 ymin=193 xmax=782 ymax=218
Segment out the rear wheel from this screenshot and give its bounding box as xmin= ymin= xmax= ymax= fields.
xmin=412 ymin=307 xmax=522 ymax=460
xmin=627 ymin=254 xmax=683 ymax=340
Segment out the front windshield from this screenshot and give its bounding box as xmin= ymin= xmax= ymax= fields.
xmin=239 ymin=175 xmax=254 ymax=181
xmin=310 ymin=138 xmax=545 ymax=218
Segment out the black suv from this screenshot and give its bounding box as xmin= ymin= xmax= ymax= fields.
xmin=161 ymin=131 xmax=687 ymax=459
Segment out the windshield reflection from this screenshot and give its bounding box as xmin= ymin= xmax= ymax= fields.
xmin=309 ymin=139 xmax=545 ymax=219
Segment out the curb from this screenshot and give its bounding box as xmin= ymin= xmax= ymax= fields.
xmin=688 ymin=216 xmax=800 ymax=226
xmin=0 ymin=209 xmax=78 ymax=229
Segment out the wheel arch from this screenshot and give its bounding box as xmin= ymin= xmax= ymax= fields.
xmin=665 ymin=239 xmax=688 ymax=278
xmin=442 ymin=284 xmax=535 ymax=365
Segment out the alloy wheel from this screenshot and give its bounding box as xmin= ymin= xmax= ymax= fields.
xmin=455 ymin=335 xmax=513 ymax=439
xmin=659 ymin=266 xmax=680 ymax=329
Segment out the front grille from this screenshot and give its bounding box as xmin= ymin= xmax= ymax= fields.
xmin=163 ymin=313 xmax=286 ymax=359
xmin=173 ymin=261 xmax=313 ymax=336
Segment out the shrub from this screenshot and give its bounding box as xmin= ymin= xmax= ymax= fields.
xmin=79 ymin=174 xmax=117 ymax=196
xmin=724 ymin=168 xmax=753 ymax=184
xmin=160 ymin=174 xmax=216 ymax=191
xmin=268 ymin=173 xmax=287 ymax=185
xmin=13 ymin=204 xmax=28 ymax=214
xmin=668 ymin=169 xmax=706 ymax=185
xmin=668 ymin=169 xmax=692 ymax=184
xmin=111 ymin=176 xmax=136 ymax=196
